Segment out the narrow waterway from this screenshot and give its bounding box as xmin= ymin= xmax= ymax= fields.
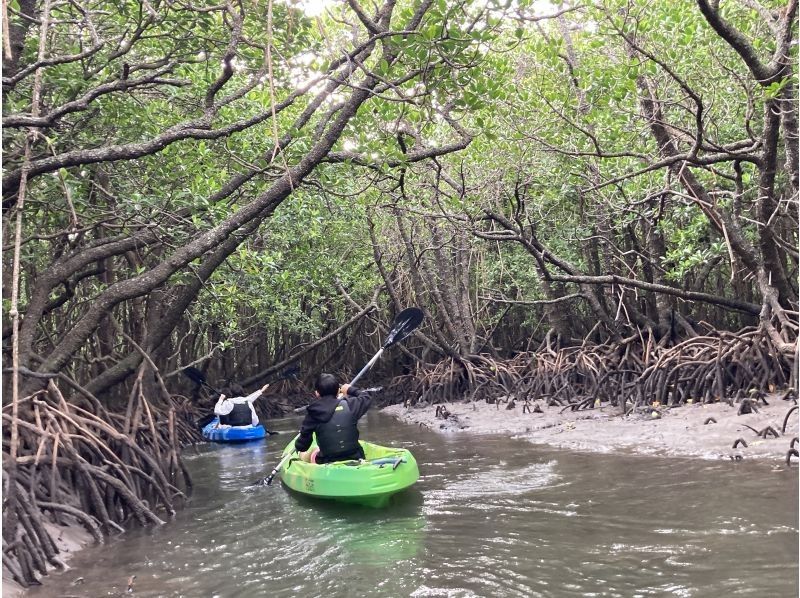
xmin=29 ymin=412 xmax=798 ymax=597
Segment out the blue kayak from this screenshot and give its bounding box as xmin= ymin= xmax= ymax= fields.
xmin=201 ymin=417 xmax=266 ymax=442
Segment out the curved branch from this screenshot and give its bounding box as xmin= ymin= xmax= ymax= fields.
xmin=695 ymin=0 xmax=797 ymax=84
xmin=545 ymin=272 xmax=761 ymax=315
xmin=3 ymin=66 xmax=187 ymax=128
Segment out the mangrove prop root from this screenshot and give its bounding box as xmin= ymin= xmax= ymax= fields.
xmin=732 ymin=438 xmax=748 ymax=448
xmin=704 ymin=417 xmax=717 ymax=425
xmin=759 ymin=426 xmax=780 ymax=439
xmin=786 ymin=449 xmax=799 ymax=466
xmin=782 ymin=406 xmax=798 ymax=434
xmin=399 ymin=329 xmax=794 ymax=424
xmin=37 ymin=502 xmax=103 ymax=544
xmin=738 ymin=399 xmax=758 ymax=415
xmin=1 ymin=378 xmax=197 ymax=587
xmin=2 ymin=542 xmax=27 ymax=587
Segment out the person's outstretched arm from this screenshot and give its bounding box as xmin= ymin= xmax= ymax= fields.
xmin=244 ymin=383 xmax=270 ymax=404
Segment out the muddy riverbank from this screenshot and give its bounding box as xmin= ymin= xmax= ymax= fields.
xmin=15 ymin=413 xmax=800 ymax=597
xmin=2 ymin=525 xmax=91 ymax=598
xmin=7 ymin=393 xmax=796 ymax=595
xmin=382 ymin=393 xmax=799 ymax=462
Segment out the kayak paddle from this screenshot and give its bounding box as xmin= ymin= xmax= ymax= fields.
xmin=182 ymin=365 xmax=300 ymax=396
xmin=292 ymin=386 xmax=384 ymax=413
xmin=181 ymin=366 xmax=222 ymax=395
xmin=349 ymin=307 xmax=423 ymax=386
xmin=262 ymin=451 xmax=295 ymax=486
xmin=259 ymin=307 xmax=424 ymax=486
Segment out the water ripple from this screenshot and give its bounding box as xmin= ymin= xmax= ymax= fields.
xmin=23 ymin=415 xmax=799 ymax=598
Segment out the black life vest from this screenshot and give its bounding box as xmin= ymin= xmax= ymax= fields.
xmin=219 ymin=402 xmax=253 ymax=427
xmin=315 ymin=398 xmax=360 ymax=460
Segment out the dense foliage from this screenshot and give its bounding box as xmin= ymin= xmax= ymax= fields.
xmin=3 ymin=0 xmax=796 ymax=395
xmin=2 ymin=0 xmax=797 ymax=588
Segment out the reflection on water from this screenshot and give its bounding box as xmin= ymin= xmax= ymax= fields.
xmin=285 ymin=490 xmax=426 ymax=565
xmin=27 ymin=412 xmax=798 ymax=598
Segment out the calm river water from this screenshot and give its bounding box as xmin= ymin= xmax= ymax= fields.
xmin=28 ymin=412 xmax=798 ymax=597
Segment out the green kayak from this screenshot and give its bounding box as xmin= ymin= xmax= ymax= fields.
xmin=279 ymin=439 xmax=419 ymax=508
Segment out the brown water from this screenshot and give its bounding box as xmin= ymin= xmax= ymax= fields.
xmin=28 ymin=412 xmax=798 ymax=597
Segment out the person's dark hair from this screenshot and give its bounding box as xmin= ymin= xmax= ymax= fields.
xmin=219 ymin=384 xmax=245 ymax=398
xmin=315 ymin=373 xmax=339 ymax=397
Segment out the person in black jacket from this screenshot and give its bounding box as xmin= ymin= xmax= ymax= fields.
xmin=295 ymin=373 xmax=372 ymax=464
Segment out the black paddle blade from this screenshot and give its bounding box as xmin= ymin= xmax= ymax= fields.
xmin=280 ymin=365 xmax=300 ymax=380
xmin=182 ymin=366 xmax=206 ymax=386
xmin=384 ymin=307 xmax=424 ymax=347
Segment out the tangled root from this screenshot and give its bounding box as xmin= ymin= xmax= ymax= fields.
xmin=397 ymin=329 xmax=792 ymax=418
xmin=2 ymin=374 xmax=198 ymax=588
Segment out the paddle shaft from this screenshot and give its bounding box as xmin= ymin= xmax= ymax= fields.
xmin=264 ymin=452 xmax=293 ymax=486
xmin=348 ymin=348 xmax=384 ymax=387
xmin=292 ymin=386 xmax=383 ymax=413
xmin=262 ymin=433 xmax=300 ymax=485
xmin=199 ymin=379 xmax=222 ymax=395
xmin=187 ymin=365 xmax=297 ymax=399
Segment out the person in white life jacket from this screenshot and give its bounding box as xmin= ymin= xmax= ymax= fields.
xmin=214 ymin=382 xmax=270 ymax=427
xmin=295 ymin=373 xmax=371 ymax=464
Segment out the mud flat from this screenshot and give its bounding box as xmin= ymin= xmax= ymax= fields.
xmin=383 ymin=394 xmax=798 ymax=462
xmin=2 ymin=524 xmax=91 ymax=597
